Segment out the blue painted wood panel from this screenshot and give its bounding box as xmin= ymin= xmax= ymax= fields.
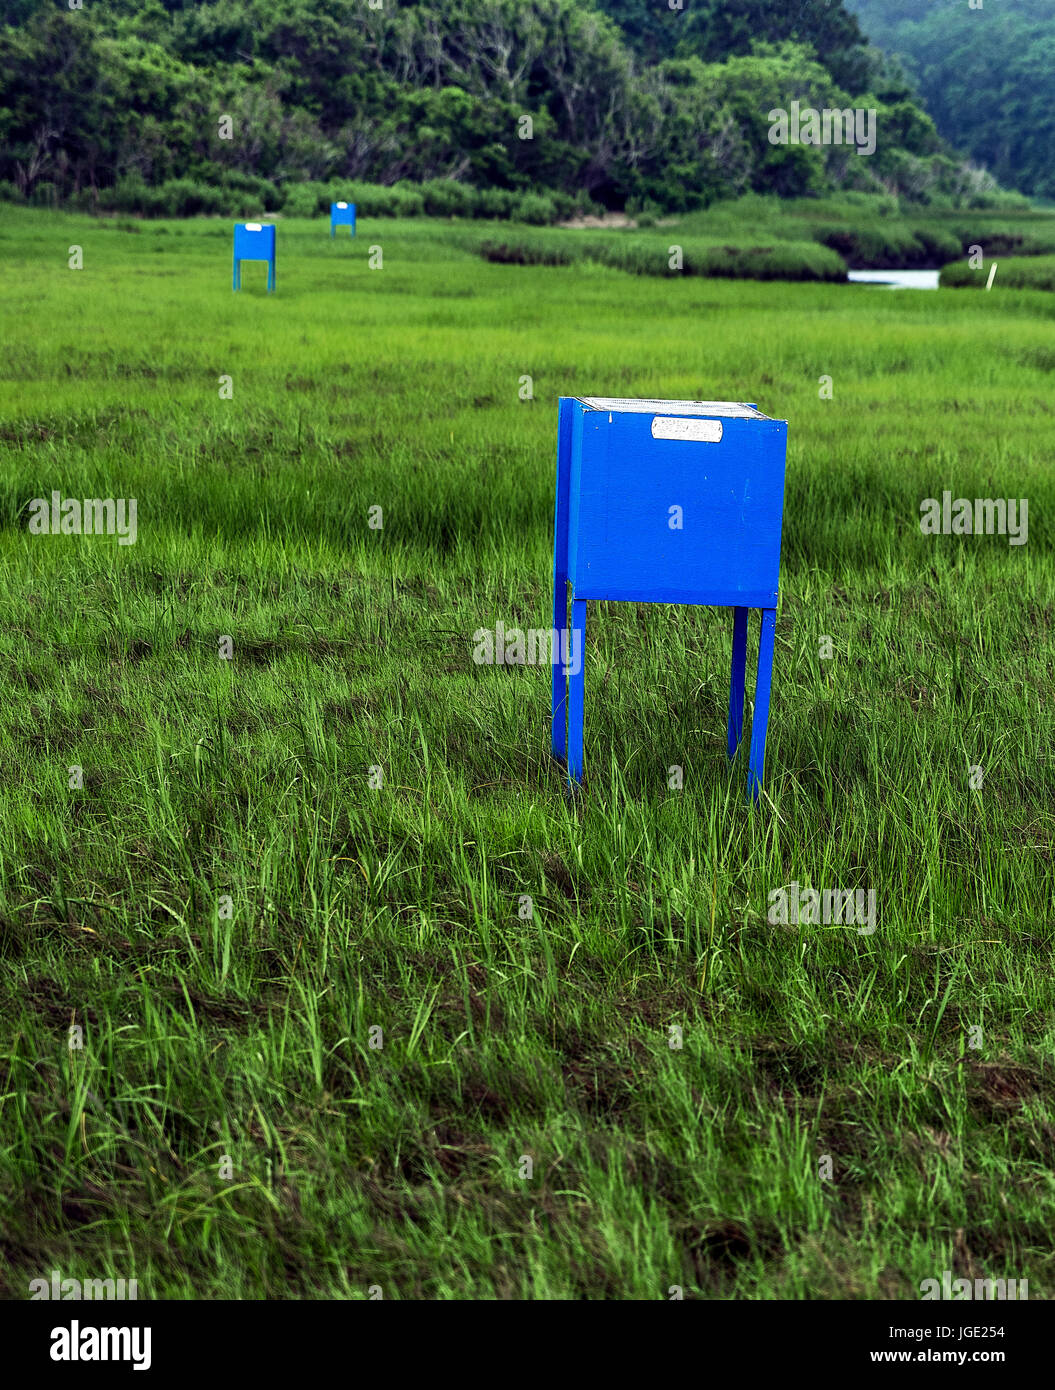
xmin=233 ymin=223 xmax=276 ymax=292
xmin=330 ymin=202 xmax=357 ymax=237
xmin=565 ymin=399 xmax=786 ymax=606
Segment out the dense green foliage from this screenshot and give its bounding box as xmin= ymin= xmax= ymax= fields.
xmin=1 ymin=206 xmax=1053 ymax=1296
xmin=847 ymin=0 xmax=1055 ymax=199
xmin=598 ymin=0 xmax=873 ymax=90
xmin=0 ymin=0 xmax=1009 ymax=216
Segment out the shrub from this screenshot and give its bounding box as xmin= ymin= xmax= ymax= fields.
xmin=625 ymin=196 xmax=663 ymax=220
xmin=152 ymin=179 xmax=228 ymax=217
xmin=31 ymin=172 xmax=600 ymax=225
xmin=548 ymin=189 xmax=602 ymax=221
xmin=472 ymin=187 xmax=520 ymax=220
xmin=419 ymin=178 xmax=476 ymax=218
xmin=515 ymin=192 xmax=557 ymax=226
xmin=334 ymin=182 xmax=425 ymax=217
xmin=99 ymin=175 xmax=150 ymax=215
xmin=219 ymin=176 xmax=281 ymax=215
xmin=967 ymin=190 xmax=1033 ymax=213
xmin=101 ymin=177 xmax=229 ymax=217
xmin=283 ymin=183 xmax=326 ymax=218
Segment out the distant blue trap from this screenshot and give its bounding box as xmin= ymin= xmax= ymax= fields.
xmin=330 ymin=201 xmax=357 ymax=238
xmin=550 ymin=397 xmax=788 ymax=802
xmin=232 ymin=222 xmax=276 ymax=292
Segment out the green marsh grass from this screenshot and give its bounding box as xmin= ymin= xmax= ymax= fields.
xmin=943 ymin=255 xmax=1055 ymax=294
xmin=0 ymin=207 xmax=1053 ymax=1299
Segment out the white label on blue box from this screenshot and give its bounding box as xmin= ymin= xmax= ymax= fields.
xmin=651 ymin=416 xmax=723 ymax=443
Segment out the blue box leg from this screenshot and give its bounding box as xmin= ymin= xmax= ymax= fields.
xmin=233 ymin=257 xmax=240 ymax=291
xmin=748 ymin=607 xmax=777 ymax=803
xmin=551 ymin=400 xmax=573 ymax=764
xmin=567 ymin=599 xmax=586 ymax=785
xmin=551 ymin=576 xmax=567 ymax=764
xmin=727 ymin=605 xmax=748 ymax=759
xmin=267 ymin=258 xmax=276 ymax=293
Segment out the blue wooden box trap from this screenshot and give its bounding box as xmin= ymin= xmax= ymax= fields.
xmin=550 ymin=396 xmax=788 ymax=800
xmin=232 ymin=222 xmax=276 ymax=292
xmin=330 ymin=201 xmax=357 ymax=237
